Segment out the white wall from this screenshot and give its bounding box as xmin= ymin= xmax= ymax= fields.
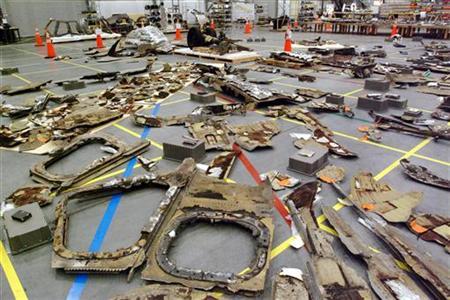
xmin=4 ymin=0 xmax=87 ymax=37
xmin=94 ymin=0 xmax=206 ymax=24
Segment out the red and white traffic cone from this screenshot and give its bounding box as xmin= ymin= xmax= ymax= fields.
xmin=284 ymin=25 xmax=292 ymax=52
xmin=95 ymin=28 xmax=104 ymax=49
xmin=175 ymin=23 xmax=182 ymax=40
xmin=210 ymin=18 xmax=216 ymax=30
xmin=244 ymin=19 xmax=251 ymax=34
xmin=35 ymin=28 xmax=43 ymax=47
xmin=45 ymin=32 xmax=56 ymax=58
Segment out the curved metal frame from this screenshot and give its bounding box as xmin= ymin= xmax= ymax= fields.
xmin=155 ymin=210 xmax=270 ymax=283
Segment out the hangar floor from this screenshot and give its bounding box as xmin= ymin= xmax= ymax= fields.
xmin=0 ymin=26 xmax=449 ymax=299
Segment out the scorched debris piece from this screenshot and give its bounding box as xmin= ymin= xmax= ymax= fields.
xmin=369 ymin=110 xmax=450 ymax=140
xmin=285 ymin=182 xmax=372 ymax=299
xmin=195 ymin=74 xmax=303 ymax=108
xmin=6 ymin=185 xmax=54 ymax=207
xmin=52 ymin=159 xmax=196 ymax=278
xmin=141 ymin=172 xmax=274 ymax=295
xmin=313 ymin=128 xmax=358 ymax=158
xmin=367 ymin=219 xmax=450 ymax=299
xmin=348 ymin=172 xmax=422 ymax=223
xmin=322 ymin=206 xmax=430 ymax=300
xmin=266 ymin=105 xmax=333 ymax=135
xmin=259 ymin=51 xmax=317 ymax=69
xmin=31 ymin=134 xmax=150 ymax=191
xmin=407 ymin=214 xmax=450 ymax=252
xmin=400 ymin=159 xmax=450 ymax=190
xmin=188 ymin=119 xmax=233 ymax=151
xmin=228 ymin=120 xmax=280 ymax=151
xmin=111 ymin=283 xmax=225 ymax=300
xmin=205 ymin=150 xmax=239 ymax=179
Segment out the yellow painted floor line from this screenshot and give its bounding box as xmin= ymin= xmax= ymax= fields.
xmin=314 ymin=137 xmax=433 ymax=225
xmin=58 ymin=59 xmax=104 ymax=73
xmin=9 ymin=46 xmax=104 ymax=73
xmin=254 ymin=109 xmax=447 ymax=167
xmin=210 ymin=236 xmax=295 ymax=298
xmin=374 ymin=137 xmax=432 ymax=181
xmin=160 ymin=97 xmax=190 ymax=106
xmin=342 ymin=88 xmax=363 ymax=97
xmin=113 ymin=124 xmax=163 ymax=150
xmin=11 ymin=73 xmax=31 ymax=84
xmin=113 ymin=124 xmax=141 ymax=138
xmin=0 ymin=241 xmax=28 ymax=300
xmin=270 ymin=237 xmax=295 ymax=259
xmin=69 ymin=156 xmax=163 ymax=191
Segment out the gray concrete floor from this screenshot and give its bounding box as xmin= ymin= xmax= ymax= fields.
xmin=0 ymin=26 xmax=449 ymax=300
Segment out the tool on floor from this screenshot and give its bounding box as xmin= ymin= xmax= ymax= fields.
xmin=35 ymin=28 xmax=43 ymax=47
xmin=316 ymin=165 xmax=352 ymax=205
xmin=45 ymin=32 xmax=56 ymax=58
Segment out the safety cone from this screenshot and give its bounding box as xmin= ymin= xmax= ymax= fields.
xmin=390 ymin=23 xmax=398 ymax=37
xmin=293 ymin=20 xmax=299 ymax=30
xmin=95 ymin=28 xmax=104 ymax=49
xmin=45 ymin=32 xmax=56 ymax=58
xmin=175 ymin=23 xmax=182 ymax=40
xmin=244 ymin=19 xmax=251 ymax=34
xmin=284 ymin=25 xmax=292 ymax=52
xmin=210 ymin=19 xmax=216 ymax=30
xmin=35 ymin=28 xmax=43 ymax=47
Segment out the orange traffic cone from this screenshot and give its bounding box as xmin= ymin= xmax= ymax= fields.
xmin=45 ymin=32 xmax=56 ymax=58
xmin=210 ymin=19 xmax=216 ymax=30
xmin=293 ymin=20 xmax=299 ymax=29
xmin=284 ymin=25 xmax=292 ymax=52
xmin=35 ymin=28 xmax=43 ymax=47
xmin=175 ymin=23 xmax=182 ymax=40
xmin=244 ymin=19 xmax=251 ymax=34
xmin=390 ymin=23 xmax=398 ymax=37
xmin=95 ymin=28 xmax=104 ymax=49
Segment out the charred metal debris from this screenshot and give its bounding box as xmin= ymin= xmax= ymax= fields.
xmin=0 ymin=62 xmax=201 ymax=151
xmin=187 ymin=24 xmax=251 ymax=55
xmin=369 ymin=110 xmax=450 ymax=140
xmin=187 ymin=119 xmax=280 ymax=151
xmin=400 ymin=159 xmax=450 ymax=190
xmin=31 ymin=134 xmax=150 ymax=191
xmin=284 ymin=182 xmax=372 ymax=299
xmin=52 ymin=158 xmax=196 ymax=277
xmin=195 ymin=73 xmax=303 ymax=108
xmin=259 ymin=51 xmax=317 ymax=69
xmin=266 ymin=106 xmax=357 ymax=157
xmin=347 ymin=171 xmax=450 ymax=253
xmin=141 ymin=171 xmax=274 ymax=294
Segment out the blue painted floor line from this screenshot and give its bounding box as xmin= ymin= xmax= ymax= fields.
xmin=66 ymin=103 xmax=160 ymax=300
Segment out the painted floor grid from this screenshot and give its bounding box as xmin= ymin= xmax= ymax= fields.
xmin=0 ymin=27 xmax=449 ymax=300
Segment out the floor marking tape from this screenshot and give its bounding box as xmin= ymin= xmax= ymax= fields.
xmin=0 ymin=241 xmax=28 ymax=300
xmin=232 ymin=144 xmax=291 ymax=225
xmin=113 ymin=124 xmax=163 ymax=150
xmin=210 ymin=236 xmax=295 ymax=298
xmin=374 ymin=137 xmax=432 ymax=181
xmin=11 ymin=73 xmax=31 ymax=84
xmin=342 ymin=88 xmax=363 ymax=96
xmin=66 ymin=103 xmax=161 ymax=300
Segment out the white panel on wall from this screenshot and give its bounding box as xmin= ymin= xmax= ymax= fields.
xmin=94 ymin=0 xmax=205 ymax=23
xmin=5 ymin=0 xmax=86 ymax=37
xmin=232 ymin=2 xmax=255 ymax=21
